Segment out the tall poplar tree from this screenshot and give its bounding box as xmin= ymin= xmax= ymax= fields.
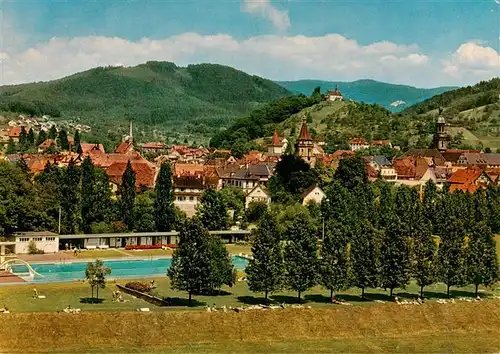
xmin=19 ymin=126 xmax=28 ymax=152
xmin=246 ymin=214 xmax=284 ymax=301
xmin=284 ymin=212 xmax=318 ymax=301
xmin=60 ymin=158 xmax=81 ymax=234
xmin=351 ymin=220 xmax=381 ymax=299
xmin=48 ymin=125 xmax=57 ymax=139
xmin=6 ymin=138 xmax=16 ymax=154
xmin=205 ymin=234 xmax=236 ymax=294
xmin=36 ymin=130 xmax=47 ymax=147
xmin=380 ymin=217 xmax=411 ymax=296
xmin=466 ymin=221 xmax=499 ymax=297
xmin=121 ymin=161 xmax=136 ymax=230
xmin=73 ymin=130 xmax=81 ymax=152
xmin=438 ymin=217 xmax=467 ymax=298
xmin=154 ymin=162 xmax=175 ymax=231
xmin=320 ymin=221 xmax=351 ymax=301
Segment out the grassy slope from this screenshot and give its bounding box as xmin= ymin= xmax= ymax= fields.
xmin=278 ymin=79 xmax=456 ymax=112
xmin=1 ymin=302 xmax=499 ymax=353
xmin=0 ymin=62 xmax=291 ymax=141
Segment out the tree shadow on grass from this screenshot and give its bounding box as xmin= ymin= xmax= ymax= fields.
xmin=422 ymin=289 xmax=479 ymax=300
xmin=335 ymin=294 xmax=362 ymax=302
xmin=270 ymin=295 xmax=303 ymax=304
xmin=194 ymin=289 xmax=232 ymax=297
xmin=304 ymin=294 xmax=331 ymax=304
xmin=164 ymin=297 xmax=206 ymax=307
xmin=79 ymin=297 xmax=104 ymax=304
xmin=237 ymin=296 xmax=269 ymax=305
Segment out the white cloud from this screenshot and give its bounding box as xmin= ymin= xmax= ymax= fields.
xmin=443 ymin=42 xmax=500 ymax=83
xmin=0 ymin=32 xmax=497 ymax=88
xmin=242 ymin=0 xmax=291 ymax=31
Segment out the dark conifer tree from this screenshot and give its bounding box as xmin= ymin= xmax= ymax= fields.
xmin=6 ymin=138 xmax=16 ymax=154
xmin=333 ymin=156 xmax=368 ymax=190
xmin=422 ymin=180 xmax=438 ymax=229
xmin=120 ymin=161 xmax=136 ymax=230
xmin=320 ymin=221 xmax=351 ymax=301
xmin=27 ymin=128 xmax=35 ymax=148
xmin=36 ymin=130 xmax=47 ymax=147
xmin=48 ymin=125 xmax=57 ymax=140
xmin=57 ymin=129 xmax=70 ymax=150
xmin=16 ymin=157 xmax=31 ymax=178
xmin=246 ymin=214 xmax=284 ymax=301
xmin=154 ymin=162 xmax=175 ymax=231
xmin=284 ymin=212 xmax=318 ymax=301
xmin=19 ymin=126 xmax=28 ymax=152
xmin=73 ymin=130 xmax=81 ymax=152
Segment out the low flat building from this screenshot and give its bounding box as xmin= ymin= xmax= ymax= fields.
xmin=13 ymin=231 xmax=59 ymax=254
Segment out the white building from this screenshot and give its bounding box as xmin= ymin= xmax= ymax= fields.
xmin=325 ymin=86 xmax=344 ymax=101
xmin=245 ymin=185 xmax=271 ymax=208
xmin=13 ymin=231 xmax=59 ymax=254
xmin=301 ymin=185 xmax=326 ymax=205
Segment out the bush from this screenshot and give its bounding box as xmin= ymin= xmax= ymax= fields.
xmin=28 ymin=240 xmax=45 ymax=255
xmin=125 ymin=244 xmax=162 ymax=250
xmin=125 ymin=282 xmax=152 ymax=293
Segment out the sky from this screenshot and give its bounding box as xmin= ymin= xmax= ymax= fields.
xmin=0 ymin=0 xmax=499 ymax=88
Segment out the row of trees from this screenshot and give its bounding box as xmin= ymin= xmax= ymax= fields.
xmin=247 ymin=158 xmax=499 ymax=301
xmin=5 ymin=126 xmax=81 ymax=154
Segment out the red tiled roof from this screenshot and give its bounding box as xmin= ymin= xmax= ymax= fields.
xmin=8 ymin=127 xmax=22 ymax=138
xmin=270 ymin=130 xmax=283 ymax=147
xmin=143 ymin=142 xmax=165 ymax=150
xmin=447 ymin=167 xmax=483 ymax=185
xmin=114 ymin=141 xmax=133 ymax=154
xmin=298 ymin=121 xmax=312 ymax=141
xmin=90 ymin=152 xmax=146 ymax=168
xmin=449 ymin=184 xmax=479 ymax=193
xmin=371 ymin=140 xmax=391 ymax=146
xmin=106 ymin=161 xmax=156 ymax=188
xmin=38 ymin=139 xmax=56 ymax=150
xmin=79 ymin=143 xmax=105 ymax=154
xmin=332 ymin=150 xmax=355 ymax=158
xmin=393 ymin=157 xmax=416 ymax=179
xmin=349 ymin=138 xmax=368 ymax=145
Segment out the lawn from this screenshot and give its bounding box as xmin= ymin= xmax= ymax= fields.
xmin=1 ymin=302 xmax=499 ymax=353
xmin=225 ymin=243 xmax=252 ymax=255
xmin=495 ymin=234 xmax=500 ymax=260
xmin=62 ymin=249 xmax=132 ymax=259
xmin=121 ymin=249 xmax=173 ymax=257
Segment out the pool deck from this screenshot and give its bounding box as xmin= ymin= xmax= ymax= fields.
xmin=0 ymin=271 xmax=24 ymax=283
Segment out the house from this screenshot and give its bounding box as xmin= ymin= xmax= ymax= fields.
xmin=115 ymin=141 xmax=134 ymax=154
xmin=78 ymin=143 xmax=105 ymax=155
xmin=7 ymin=127 xmax=22 ymax=143
xmin=349 ymin=138 xmax=370 ymax=151
xmin=371 ymin=140 xmax=392 ymax=148
xmin=221 ymin=164 xmax=272 ymax=192
xmin=142 ymin=142 xmax=166 ymax=153
xmin=38 ymin=139 xmax=56 ymax=153
xmin=105 ymin=160 xmax=157 ymax=192
xmin=13 ymin=231 xmax=59 ymax=254
xmin=325 ymin=86 xmax=344 ymax=101
xmin=447 ymin=167 xmax=492 ymax=193
xmin=267 ymin=130 xmax=284 ymax=155
xmin=301 ymin=184 xmax=325 ymax=205
xmin=456 ymin=153 xmax=500 ymax=169
xmin=365 ymin=155 xmax=397 ymax=181
xmin=245 ymin=185 xmax=271 ymax=208
xmin=393 ymin=156 xmax=440 ymax=187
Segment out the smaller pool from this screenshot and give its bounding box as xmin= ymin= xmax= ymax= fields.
xmin=10 ymin=256 xmax=249 ymax=283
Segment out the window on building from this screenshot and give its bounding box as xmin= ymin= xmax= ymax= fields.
xmin=33 ymin=237 xmax=43 ymax=241
xmin=189 ymin=196 xmax=194 ymax=201
xmin=46 ymin=237 xmax=55 ymax=241
xmin=19 ymin=237 xmax=29 ymax=242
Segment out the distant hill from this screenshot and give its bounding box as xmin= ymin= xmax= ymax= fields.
xmin=402 ymin=78 xmax=500 ymax=150
xmin=0 ymin=62 xmax=291 ymax=143
xmin=277 ymin=79 xmax=456 ymax=112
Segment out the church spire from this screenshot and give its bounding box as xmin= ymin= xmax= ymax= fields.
xmin=128 ymin=120 xmax=133 ymax=143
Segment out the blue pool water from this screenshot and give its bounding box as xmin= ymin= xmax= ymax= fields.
xmin=10 ymin=256 xmax=249 ymax=283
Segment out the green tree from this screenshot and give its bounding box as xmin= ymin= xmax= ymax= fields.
xmin=219 ymin=187 xmax=245 ymax=222
xmin=270 ymin=154 xmax=317 ymax=202
xmin=27 ymin=128 xmax=35 ymax=148
xmin=36 ymin=130 xmax=47 ymax=146
xmin=334 ymin=157 xmax=368 ymax=190
xmin=351 ymin=221 xmax=381 ymax=299
xmin=6 ymin=138 xmax=16 ymax=154
xmin=16 ymin=157 xmax=31 ymax=178
xmin=438 ymin=218 xmax=467 ymax=298
xmin=120 ymin=161 xmax=136 ymax=229
xmin=154 ymin=162 xmax=175 ymax=231
xmin=320 ymin=221 xmax=351 ymax=301
xmin=57 ymin=129 xmax=70 ymax=150
xmin=196 ymin=189 xmax=230 ymax=230
xmin=422 ymin=180 xmax=439 ymax=231
xmin=380 ymin=217 xmax=411 ymax=296
xmin=322 ymin=180 xmax=353 ymax=222
xmin=205 ymin=234 xmax=236 ymax=294
xmin=48 ymin=125 xmax=57 ymax=140
xmin=73 ymin=130 xmax=81 ymax=152
xmin=466 ymin=221 xmax=499 ymax=297
xmin=134 ymin=193 xmax=156 ymax=232
xmin=284 ymin=212 xmax=318 ymax=301
xmin=168 ymin=219 xmax=211 ymax=305
xmin=85 ymin=259 xmax=111 ymax=302
xmin=60 ymin=159 xmax=81 ymax=234
xmin=245 ymin=201 xmax=268 ymax=223
xmin=246 ymin=214 xmax=284 ymax=301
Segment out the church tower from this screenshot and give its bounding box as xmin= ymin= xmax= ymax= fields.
xmin=295 ymin=119 xmax=316 ymax=166
xmin=434 ymin=108 xmax=448 ymax=152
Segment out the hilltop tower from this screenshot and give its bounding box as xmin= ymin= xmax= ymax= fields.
xmin=295 ymin=119 xmax=316 ymax=166
xmin=267 ymin=129 xmax=284 ymax=155
xmin=434 ymin=108 xmax=448 ymax=152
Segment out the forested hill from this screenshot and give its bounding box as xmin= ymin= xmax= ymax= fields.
xmin=0 ymin=62 xmax=291 ymax=139
xmin=278 ymin=79 xmax=456 ymax=112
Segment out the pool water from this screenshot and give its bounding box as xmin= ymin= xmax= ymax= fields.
xmin=10 ymin=256 xmax=249 ymax=283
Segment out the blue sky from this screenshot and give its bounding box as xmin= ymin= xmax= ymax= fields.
xmin=1 ymin=0 xmax=499 ymax=86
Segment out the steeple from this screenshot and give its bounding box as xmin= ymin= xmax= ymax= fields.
xmin=298 ymin=119 xmax=312 ymax=141
xmin=434 ymin=108 xmax=448 ymax=152
xmin=128 ymin=120 xmax=133 ymax=143
xmin=295 ymin=119 xmax=316 ymax=166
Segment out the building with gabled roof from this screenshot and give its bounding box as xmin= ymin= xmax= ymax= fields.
xmin=78 ymin=143 xmax=105 ymax=155
xmin=245 ymin=184 xmax=271 ymax=209
xmin=447 ymin=166 xmax=492 ymax=193
xmin=301 ymin=184 xmax=325 ymax=206
xmin=106 ymin=160 xmax=157 ymax=192
xmin=295 ymin=120 xmax=316 ymax=166
xmin=267 ymin=129 xmax=284 ymax=155
xmin=325 ymin=85 xmax=344 ymax=101
xmin=115 ymin=141 xmax=134 ymax=154
xmin=38 ymin=139 xmax=57 ymax=153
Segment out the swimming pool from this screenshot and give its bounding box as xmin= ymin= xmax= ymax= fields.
xmin=10 ymin=256 xmax=249 ymax=283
